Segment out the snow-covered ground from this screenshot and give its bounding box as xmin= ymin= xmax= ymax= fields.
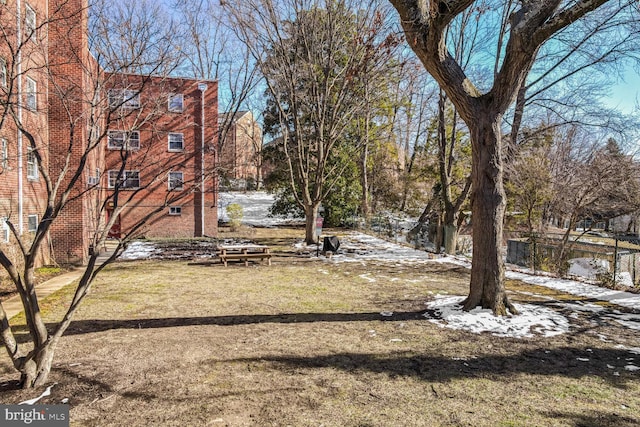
xmin=120 ymin=191 xmax=640 ymax=343
xmin=217 ymin=191 xmax=304 ymax=227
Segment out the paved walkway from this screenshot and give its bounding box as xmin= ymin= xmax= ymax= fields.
xmin=3 ymin=243 xmax=116 ymax=320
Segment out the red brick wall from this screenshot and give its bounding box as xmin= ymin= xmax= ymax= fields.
xmin=47 ymin=0 xmax=91 ymax=264
xmin=103 ymin=75 xmax=219 ymax=239
xmin=0 ymin=0 xmax=53 ymax=264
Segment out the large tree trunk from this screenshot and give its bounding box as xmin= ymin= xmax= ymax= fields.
xmin=20 ymin=341 xmax=57 ymax=388
xmin=463 ymin=113 xmax=517 ymax=315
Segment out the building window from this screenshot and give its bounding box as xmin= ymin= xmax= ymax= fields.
xmin=1 ymin=218 xmax=9 ymax=243
xmin=1 ymin=138 xmax=7 ymax=169
xmin=168 ymin=94 xmax=183 ymax=112
xmin=27 ymin=214 xmax=38 ymax=232
xmin=108 ymin=89 xmax=140 ymax=109
xmin=168 ymin=171 xmax=183 ymax=190
xmin=108 ymin=170 xmax=140 ymax=189
xmin=108 ymin=130 xmax=140 ymax=150
xmin=26 ymin=148 xmax=37 ymax=179
xmin=25 ymin=77 xmax=36 ymax=111
xmin=168 ymin=133 xmax=184 ymax=151
xmin=0 ymin=58 xmax=6 ymax=87
xmin=169 ymin=206 xmax=182 ymax=216
xmin=25 ymin=4 xmax=36 ymax=42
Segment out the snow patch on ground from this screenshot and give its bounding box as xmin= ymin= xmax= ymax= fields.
xmin=505 ymin=269 xmax=640 ymax=311
xmin=568 ymin=258 xmax=609 ymax=280
xmin=322 ymin=232 xmax=437 ymax=264
xmin=120 ymin=241 xmax=158 ymax=260
xmin=424 ymin=296 xmax=570 ymax=338
xmin=217 ymin=191 xmax=303 ymax=227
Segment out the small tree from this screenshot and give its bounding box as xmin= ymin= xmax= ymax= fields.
xmin=226 ymin=203 xmax=244 ymax=231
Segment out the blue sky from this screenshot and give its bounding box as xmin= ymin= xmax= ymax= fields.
xmin=608 ymin=68 xmax=640 ymax=114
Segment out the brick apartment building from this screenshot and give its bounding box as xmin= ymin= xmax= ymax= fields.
xmin=0 ymin=0 xmax=218 ymax=265
xmin=103 ymin=73 xmax=218 ymax=241
xmin=219 ymin=110 xmax=263 ymax=189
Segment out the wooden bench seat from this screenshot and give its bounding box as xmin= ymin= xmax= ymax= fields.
xmin=218 ymin=245 xmax=272 ymax=267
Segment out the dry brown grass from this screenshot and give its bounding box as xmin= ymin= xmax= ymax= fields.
xmin=0 ymin=228 xmax=639 ymax=426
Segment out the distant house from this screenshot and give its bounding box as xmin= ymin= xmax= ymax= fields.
xmin=218 ymin=111 xmax=263 ymax=190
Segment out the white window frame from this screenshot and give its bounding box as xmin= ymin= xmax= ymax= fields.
xmin=25 ymin=4 xmax=36 ymax=42
xmin=168 ymin=171 xmax=184 ymax=191
xmin=26 ymin=147 xmax=38 ymax=179
xmin=1 ymin=218 xmax=9 ymax=243
xmin=108 ymin=89 xmax=140 ymax=109
xmin=168 ymin=94 xmax=183 ymax=113
xmin=25 ymin=77 xmax=36 ymax=111
xmin=27 ymin=214 xmax=38 ymax=232
xmin=108 ymin=130 xmax=140 ymax=150
xmin=168 ymin=132 xmax=184 ymax=151
xmin=1 ymin=138 xmax=7 ymax=170
xmin=169 ymin=206 xmax=182 ymax=216
xmin=108 ymin=170 xmax=140 ymax=189
xmin=0 ymin=58 xmax=6 ymax=87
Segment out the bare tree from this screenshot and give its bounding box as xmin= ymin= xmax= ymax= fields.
xmin=389 ymin=0 xmax=637 ymax=314
xmin=550 ymin=132 xmax=640 ymax=271
xmin=173 ymin=0 xmax=263 ymax=186
xmin=0 ymin=0 xmax=210 ymax=388
xmin=394 ymin=60 xmax=438 ymax=214
xmin=229 ymin=0 xmax=400 ymax=243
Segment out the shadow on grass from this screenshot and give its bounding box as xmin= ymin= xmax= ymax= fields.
xmin=226 ymin=347 xmax=637 ymax=388
xmin=8 ymin=310 xmax=427 ymax=345
xmin=62 ymin=310 xmax=427 ymax=335
xmin=52 ymin=311 xmax=640 ymax=387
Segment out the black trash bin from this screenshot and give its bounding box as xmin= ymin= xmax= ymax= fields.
xmin=323 ymin=236 xmax=340 ymax=253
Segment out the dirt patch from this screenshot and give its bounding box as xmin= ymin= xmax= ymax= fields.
xmin=1 ymin=229 xmax=639 ymax=426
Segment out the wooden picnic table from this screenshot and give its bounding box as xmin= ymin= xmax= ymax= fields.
xmin=217 ymin=244 xmax=272 ymax=267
